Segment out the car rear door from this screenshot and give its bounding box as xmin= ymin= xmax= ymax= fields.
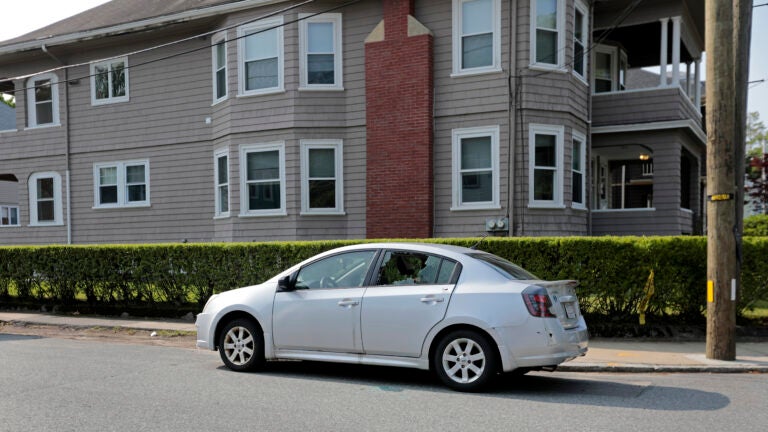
xmin=360 ymin=250 xmax=460 ymax=357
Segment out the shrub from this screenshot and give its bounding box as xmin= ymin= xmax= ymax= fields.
xmin=0 ymin=237 xmax=765 ymax=324
xmin=744 ymin=215 xmax=768 ymax=236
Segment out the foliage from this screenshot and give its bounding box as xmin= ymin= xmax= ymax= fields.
xmin=745 ymin=111 xmax=768 ymax=212
xmin=744 ymin=215 xmax=768 ymax=236
xmin=1 ymin=238 xmax=766 ymax=324
xmin=0 ymin=95 xmax=14 ymax=108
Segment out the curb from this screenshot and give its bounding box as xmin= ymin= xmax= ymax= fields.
xmin=559 ymin=363 xmax=768 ymax=374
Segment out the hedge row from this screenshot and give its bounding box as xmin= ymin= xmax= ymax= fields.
xmin=744 ymin=215 xmax=768 ymax=236
xmin=0 ymin=237 xmax=766 ymax=323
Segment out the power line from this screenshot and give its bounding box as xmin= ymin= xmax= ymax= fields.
xmin=1 ymin=0 xmax=362 ymax=98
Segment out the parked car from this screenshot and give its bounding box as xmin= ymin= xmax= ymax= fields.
xmin=196 ymin=242 xmax=588 ymax=391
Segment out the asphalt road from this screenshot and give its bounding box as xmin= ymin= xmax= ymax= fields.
xmin=2 ymin=333 xmax=767 ymax=432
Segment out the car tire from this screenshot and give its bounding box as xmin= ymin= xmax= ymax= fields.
xmin=218 ymin=318 xmax=265 ymax=372
xmin=433 ymin=330 xmax=498 ymax=392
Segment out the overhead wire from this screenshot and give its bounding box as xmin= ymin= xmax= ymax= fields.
xmin=1 ymin=0 xmax=363 ymax=98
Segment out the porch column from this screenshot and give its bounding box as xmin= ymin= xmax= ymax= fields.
xmin=694 ymin=58 xmax=702 ymax=108
xmin=671 ymin=16 xmax=681 ymax=87
xmin=659 ymin=18 xmax=669 ymax=87
xmin=686 ymin=62 xmax=692 ymax=97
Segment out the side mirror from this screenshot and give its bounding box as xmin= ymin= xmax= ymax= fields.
xmin=277 ymin=275 xmax=294 ymax=292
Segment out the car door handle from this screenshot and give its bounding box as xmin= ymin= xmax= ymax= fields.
xmin=338 ymin=299 xmax=360 ymax=307
xmin=420 ymin=296 xmax=444 ymax=303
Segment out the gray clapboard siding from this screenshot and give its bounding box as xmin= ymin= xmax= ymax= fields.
xmin=592 ymin=87 xmax=702 ymax=128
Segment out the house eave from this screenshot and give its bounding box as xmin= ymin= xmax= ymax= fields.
xmin=0 ymin=0 xmax=291 ymax=56
xmin=591 ymin=119 xmax=707 ymax=144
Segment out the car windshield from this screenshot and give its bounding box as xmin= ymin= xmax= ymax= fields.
xmin=466 ymin=253 xmax=539 ymax=280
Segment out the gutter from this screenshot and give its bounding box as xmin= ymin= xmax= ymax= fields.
xmin=0 ymin=0 xmax=291 ymax=56
xmin=42 ymin=44 xmax=72 ymax=244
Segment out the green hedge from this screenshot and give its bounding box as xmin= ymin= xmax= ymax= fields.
xmin=1 ymin=237 xmax=766 ymax=323
xmin=744 ymin=215 xmax=768 ymax=236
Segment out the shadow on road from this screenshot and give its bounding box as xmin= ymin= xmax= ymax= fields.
xmin=228 ymin=360 xmax=730 ymax=412
xmin=0 ymin=333 xmax=44 ymax=342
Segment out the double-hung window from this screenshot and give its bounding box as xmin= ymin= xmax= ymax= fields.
xmin=572 ymin=131 xmax=586 ymax=209
xmin=238 ymin=17 xmax=284 ymax=96
xmin=1 ymin=206 xmax=19 ymax=227
xmin=573 ymin=0 xmax=589 ymax=80
xmin=452 ymin=0 xmax=501 ymax=75
xmin=212 ymin=34 xmax=228 ymax=103
xmin=240 ymin=143 xmax=286 ymax=216
xmin=299 ymin=13 xmax=343 ymax=89
xmin=26 ymin=73 xmax=59 ymax=128
xmin=300 ymin=140 xmax=344 ymax=214
xmin=593 ymin=44 xmax=627 ymax=93
xmin=29 ymin=172 xmax=63 ymax=226
xmin=531 ymin=0 xmax=565 ymax=69
xmin=94 ymin=161 xmax=150 ymax=208
xmin=90 ymin=57 xmax=129 ymax=105
xmin=214 ymin=149 xmax=229 ymax=217
xmin=451 ymin=126 xmax=500 ymax=210
xmin=529 ymin=124 xmax=564 ymax=207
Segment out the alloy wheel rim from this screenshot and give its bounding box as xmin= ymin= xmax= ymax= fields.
xmin=441 ymin=338 xmax=485 ymax=384
xmin=223 ymin=326 xmax=255 ymax=366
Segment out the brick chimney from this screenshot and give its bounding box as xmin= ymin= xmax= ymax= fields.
xmin=364 ymin=0 xmax=434 ymax=238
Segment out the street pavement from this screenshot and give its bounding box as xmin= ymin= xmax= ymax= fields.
xmin=1 ymin=311 xmax=767 ymax=373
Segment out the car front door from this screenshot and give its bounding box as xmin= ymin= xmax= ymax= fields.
xmin=361 ymin=250 xmax=459 ymax=357
xmin=272 ymin=250 xmax=377 ymax=353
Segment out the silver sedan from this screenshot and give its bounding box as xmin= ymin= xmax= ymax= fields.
xmin=196 ymin=242 xmax=588 ymax=391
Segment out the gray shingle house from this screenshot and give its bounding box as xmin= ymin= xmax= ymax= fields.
xmin=0 ymin=0 xmax=706 ymax=244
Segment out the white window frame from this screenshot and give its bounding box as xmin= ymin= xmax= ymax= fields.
xmin=214 ymin=148 xmax=230 ymax=218
xmin=300 ymin=139 xmax=344 ymax=215
xmin=28 ymin=171 xmax=63 ymax=226
xmin=530 ymin=0 xmax=566 ymax=70
xmin=26 ymin=73 xmax=60 ymax=128
xmin=452 ymin=0 xmax=502 ymax=77
xmin=571 ymin=131 xmax=586 ymax=209
xmin=0 ymin=205 xmax=20 ymax=227
xmin=90 ymin=57 xmax=130 ymax=105
xmin=239 ymin=142 xmax=286 ymax=217
xmin=572 ymin=0 xmax=589 ymax=81
xmin=528 ymin=124 xmax=565 ymax=208
xmin=592 ymin=44 xmax=627 ymax=93
xmin=237 ymin=17 xmax=285 ymax=97
xmin=299 ymin=13 xmax=343 ymax=90
xmin=93 ymin=160 xmax=150 ymax=209
xmin=212 ymin=33 xmax=228 ymax=104
xmin=451 ymin=126 xmax=501 ymax=211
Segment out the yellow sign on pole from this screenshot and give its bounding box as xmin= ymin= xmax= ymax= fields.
xmin=707 ymin=280 xmax=715 ymax=303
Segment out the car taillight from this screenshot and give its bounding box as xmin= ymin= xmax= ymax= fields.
xmin=522 ymin=287 xmax=555 ymax=318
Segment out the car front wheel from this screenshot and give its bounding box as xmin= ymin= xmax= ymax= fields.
xmin=434 ymin=330 xmax=498 ymax=392
xmin=219 ymin=318 xmax=265 ymax=372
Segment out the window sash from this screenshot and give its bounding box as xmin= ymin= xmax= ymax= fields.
xmin=240 ymin=144 xmax=285 ymax=215
xmin=94 ymin=161 xmax=149 ymax=208
xmin=27 ymin=74 xmax=59 ymax=127
xmin=454 ymin=0 xmax=499 ymax=74
xmin=213 ymin=39 xmax=227 ymax=102
xmin=1 ymin=206 xmax=20 ymax=226
xmin=451 ymin=126 xmax=500 ymax=210
xmin=215 ymin=153 xmax=229 ymax=216
xmin=301 ymin=140 xmax=343 ymax=214
xmin=531 ymin=0 xmax=563 ymax=68
xmin=300 ymin=14 xmax=342 ymax=88
xmin=239 ymin=18 xmax=283 ymax=95
xmin=91 ymin=58 xmax=129 ymax=104
xmin=528 ymin=125 xmax=564 ymax=207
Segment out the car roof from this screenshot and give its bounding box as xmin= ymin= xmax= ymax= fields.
xmin=331 ymin=242 xmax=480 ymax=260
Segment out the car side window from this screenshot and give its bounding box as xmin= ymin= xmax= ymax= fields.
xmin=375 ymin=251 xmax=457 ymax=286
xmin=295 ymin=250 xmax=377 ymax=290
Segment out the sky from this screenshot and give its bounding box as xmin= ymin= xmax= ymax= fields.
xmin=0 ymin=0 xmax=767 ymax=128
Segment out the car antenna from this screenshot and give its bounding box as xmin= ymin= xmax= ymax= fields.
xmin=470 ymin=233 xmax=489 ymax=250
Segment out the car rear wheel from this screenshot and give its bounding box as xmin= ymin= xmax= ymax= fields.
xmin=219 ymin=318 xmax=265 ymax=372
xmin=433 ymin=330 xmax=498 ymax=392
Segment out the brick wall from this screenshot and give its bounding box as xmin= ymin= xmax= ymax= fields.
xmin=365 ymin=0 xmax=434 ymax=238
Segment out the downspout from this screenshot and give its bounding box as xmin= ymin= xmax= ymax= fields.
xmin=586 ymin=1 xmax=594 ymax=236
xmin=507 ymin=0 xmax=517 ymax=237
xmin=42 ymin=44 xmax=72 ymax=244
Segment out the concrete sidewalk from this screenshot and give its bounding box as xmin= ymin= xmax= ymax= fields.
xmin=2 ymin=311 xmax=767 ymax=373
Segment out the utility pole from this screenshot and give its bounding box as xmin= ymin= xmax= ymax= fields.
xmin=705 ymin=0 xmax=753 ymax=360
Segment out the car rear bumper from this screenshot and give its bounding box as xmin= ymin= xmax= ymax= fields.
xmin=497 ymin=317 xmax=589 ymax=371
